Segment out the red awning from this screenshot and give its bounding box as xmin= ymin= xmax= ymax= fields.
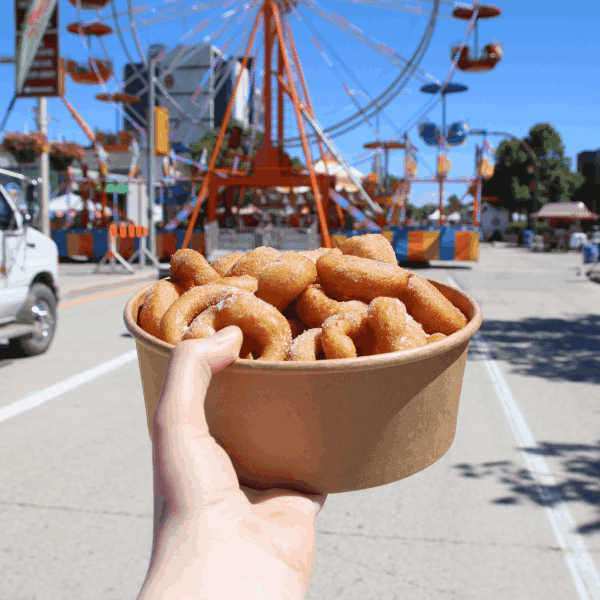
xmin=531 ymin=202 xmax=599 ymax=221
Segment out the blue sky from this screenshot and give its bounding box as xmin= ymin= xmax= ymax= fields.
xmin=1 ymin=0 xmax=598 ymax=207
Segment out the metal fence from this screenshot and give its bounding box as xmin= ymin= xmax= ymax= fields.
xmin=205 ymin=221 xmax=319 ymax=261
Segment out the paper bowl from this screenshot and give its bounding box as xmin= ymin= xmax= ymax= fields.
xmin=124 ymin=278 xmax=481 ymax=494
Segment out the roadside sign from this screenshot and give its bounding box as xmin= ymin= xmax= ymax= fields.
xmin=14 ymin=0 xmax=61 ymax=97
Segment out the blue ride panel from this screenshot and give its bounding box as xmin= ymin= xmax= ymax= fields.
xmin=93 ymin=229 xmax=108 ymax=259
xmin=390 ymin=226 xmax=409 ymax=261
xmin=52 ymin=231 xmax=67 ymax=257
xmin=439 ymin=227 xmax=456 ymax=260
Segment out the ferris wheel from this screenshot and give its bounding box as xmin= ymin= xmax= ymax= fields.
xmin=62 ymin=0 xmax=500 ymax=247
xmin=62 ymin=0 xmax=465 ymax=149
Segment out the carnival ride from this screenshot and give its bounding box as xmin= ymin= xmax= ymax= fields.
xmin=16 ymin=0 xmax=503 ymax=265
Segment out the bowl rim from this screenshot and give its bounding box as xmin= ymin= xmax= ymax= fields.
xmin=124 ymin=276 xmax=482 ymax=373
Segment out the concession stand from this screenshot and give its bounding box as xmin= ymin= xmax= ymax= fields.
xmin=531 ymin=202 xmax=599 ymax=251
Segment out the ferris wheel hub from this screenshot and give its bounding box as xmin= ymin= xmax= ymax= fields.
xmin=274 ymin=0 xmax=298 ymax=14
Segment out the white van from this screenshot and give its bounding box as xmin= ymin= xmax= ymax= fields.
xmin=0 ymin=183 xmax=59 ymax=356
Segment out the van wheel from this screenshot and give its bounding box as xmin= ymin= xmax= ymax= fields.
xmin=10 ymin=283 xmax=57 ymax=356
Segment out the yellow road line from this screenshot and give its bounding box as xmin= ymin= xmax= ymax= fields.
xmin=58 ymin=282 xmax=150 ymax=308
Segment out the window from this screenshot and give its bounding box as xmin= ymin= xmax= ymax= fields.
xmin=0 ymin=194 xmax=15 ymax=230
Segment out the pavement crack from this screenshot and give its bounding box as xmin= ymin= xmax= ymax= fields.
xmin=0 ymin=499 xmax=151 ymax=519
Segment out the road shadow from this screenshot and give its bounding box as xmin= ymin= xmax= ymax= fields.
xmin=476 ymin=314 xmax=600 ymax=384
xmin=454 ymin=440 xmax=600 ymax=535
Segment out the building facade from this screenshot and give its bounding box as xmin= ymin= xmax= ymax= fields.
xmin=123 ymin=44 xmax=256 ymax=147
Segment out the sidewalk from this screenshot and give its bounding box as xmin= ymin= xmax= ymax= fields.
xmin=58 ymin=261 xmax=160 ymax=300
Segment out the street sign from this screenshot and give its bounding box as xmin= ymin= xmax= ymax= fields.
xmin=14 ymin=0 xmax=61 ymax=97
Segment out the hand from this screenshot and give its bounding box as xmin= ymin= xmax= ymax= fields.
xmin=137 ymin=327 xmax=327 ymax=600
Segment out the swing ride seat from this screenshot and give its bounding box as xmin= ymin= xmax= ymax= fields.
xmin=66 ymin=59 xmax=113 ymax=85
xmin=418 ymin=122 xmax=441 ymax=147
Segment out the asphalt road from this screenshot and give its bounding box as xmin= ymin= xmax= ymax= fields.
xmin=1 ymin=244 xmax=599 ymax=599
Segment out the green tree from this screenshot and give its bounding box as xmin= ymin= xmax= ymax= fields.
xmin=481 ymin=123 xmax=583 ymax=214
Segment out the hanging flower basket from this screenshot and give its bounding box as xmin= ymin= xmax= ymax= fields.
xmin=2 ymin=131 xmax=48 ymax=164
xmin=49 ymin=141 xmax=86 ymax=171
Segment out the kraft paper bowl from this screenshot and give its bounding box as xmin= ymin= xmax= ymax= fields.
xmin=124 ymin=278 xmax=482 ymax=494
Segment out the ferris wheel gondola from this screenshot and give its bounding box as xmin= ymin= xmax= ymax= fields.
xmin=451 ymin=4 xmax=502 ymax=73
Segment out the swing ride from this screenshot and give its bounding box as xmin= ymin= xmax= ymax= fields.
xmin=19 ymin=0 xmax=503 ymax=264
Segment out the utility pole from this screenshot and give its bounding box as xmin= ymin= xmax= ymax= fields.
xmin=147 ymin=59 xmax=156 ymax=259
xmin=37 ymin=97 xmax=50 ymax=237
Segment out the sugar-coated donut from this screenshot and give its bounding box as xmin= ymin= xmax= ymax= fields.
xmin=181 ymin=305 xmax=218 ymax=340
xmin=170 ymin=248 xmax=221 ymax=289
xmin=160 ymin=284 xmax=239 ymax=345
xmin=320 ymin=310 xmax=369 ymax=359
xmin=224 ymin=246 xmax=281 ymax=278
xmin=367 ymin=297 xmax=426 ymax=353
xmin=427 ymin=332 xmax=447 ymax=344
xmin=316 ymin=252 xmax=410 ymax=303
xmin=138 ymin=280 xmax=185 ymax=341
xmin=296 ymin=284 xmax=368 ymax=329
xmin=256 ymin=252 xmax=317 ymax=311
xmin=210 ymin=253 xmax=244 ymax=276
xmin=406 ymin=275 xmax=467 ymax=335
xmin=340 ymin=234 xmax=397 ymax=265
xmin=286 ymin=328 xmax=323 ymax=361
xmin=135 ymin=235 xmax=470 ymax=362
xmin=220 ymin=275 xmax=259 ymax=293
xmin=298 ymin=247 xmax=342 ymax=264
xmin=181 ymin=292 xmax=291 ymax=361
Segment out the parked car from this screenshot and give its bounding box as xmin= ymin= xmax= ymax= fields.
xmin=0 ymin=184 xmax=59 ymax=356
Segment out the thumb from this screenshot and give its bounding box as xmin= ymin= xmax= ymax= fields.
xmin=151 ymin=327 xmax=245 ymax=505
xmin=153 ymin=326 xmax=243 ymax=438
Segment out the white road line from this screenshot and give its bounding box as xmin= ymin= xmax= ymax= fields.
xmin=448 ymin=275 xmax=600 ymax=600
xmin=0 ymin=351 xmax=137 ymax=425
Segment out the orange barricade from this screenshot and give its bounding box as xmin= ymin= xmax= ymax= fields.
xmin=95 ymin=223 xmax=148 ymax=274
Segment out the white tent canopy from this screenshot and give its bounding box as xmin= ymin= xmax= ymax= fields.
xmin=49 ymin=194 xmax=110 ymax=216
xmin=313 ymin=153 xmax=365 ymax=192
xmin=428 ymin=209 xmax=461 ymax=222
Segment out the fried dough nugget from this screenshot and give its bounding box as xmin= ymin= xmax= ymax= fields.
xmin=182 ymin=292 xmax=292 ymax=361
xmin=316 ymin=252 xmax=410 ymax=303
xmin=160 ymin=284 xmax=239 ymax=345
xmin=427 ymin=333 xmax=447 ymax=344
xmin=287 ymin=317 xmax=308 ymax=340
xmin=256 ymin=252 xmax=317 ymax=311
xmin=298 ymin=247 xmax=342 ymax=264
xmin=286 ymin=328 xmax=323 ymax=361
xmin=406 ymin=275 xmax=467 ymax=336
xmin=367 ymin=297 xmax=427 ymax=354
xmin=210 ymin=253 xmax=244 ymax=276
xmin=220 ymin=275 xmax=259 ymax=293
xmin=321 ymin=310 xmax=369 ymax=360
xmin=170 ymin=248 xmax=221 ymax=290
xmin=340 ymin=234 xmax=397 ymax=265
xmin=138 ymin=280 xmax=185 ymax=341
xmin=224 ymin=246 xmax=281 ymax=278
xmin=182 ymin=305 xmax=218 ymax=340
xmin=296 ymin=284 xmax=368 ymax=329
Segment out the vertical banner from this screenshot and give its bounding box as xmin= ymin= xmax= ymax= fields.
xmin=15 ymin=0 xmax=61 ymax=97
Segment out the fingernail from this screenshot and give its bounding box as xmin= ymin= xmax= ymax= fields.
xmin=212 ymin=326 xmax=239 ymax=340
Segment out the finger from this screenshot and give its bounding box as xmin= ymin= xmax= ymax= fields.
xmin=152 ymin=327 xmax=245 ymax=501
xmin=242 ymin=486 xmax=328 ymax=519
xmin=154 ymin=326 xmax=243 ymax=435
